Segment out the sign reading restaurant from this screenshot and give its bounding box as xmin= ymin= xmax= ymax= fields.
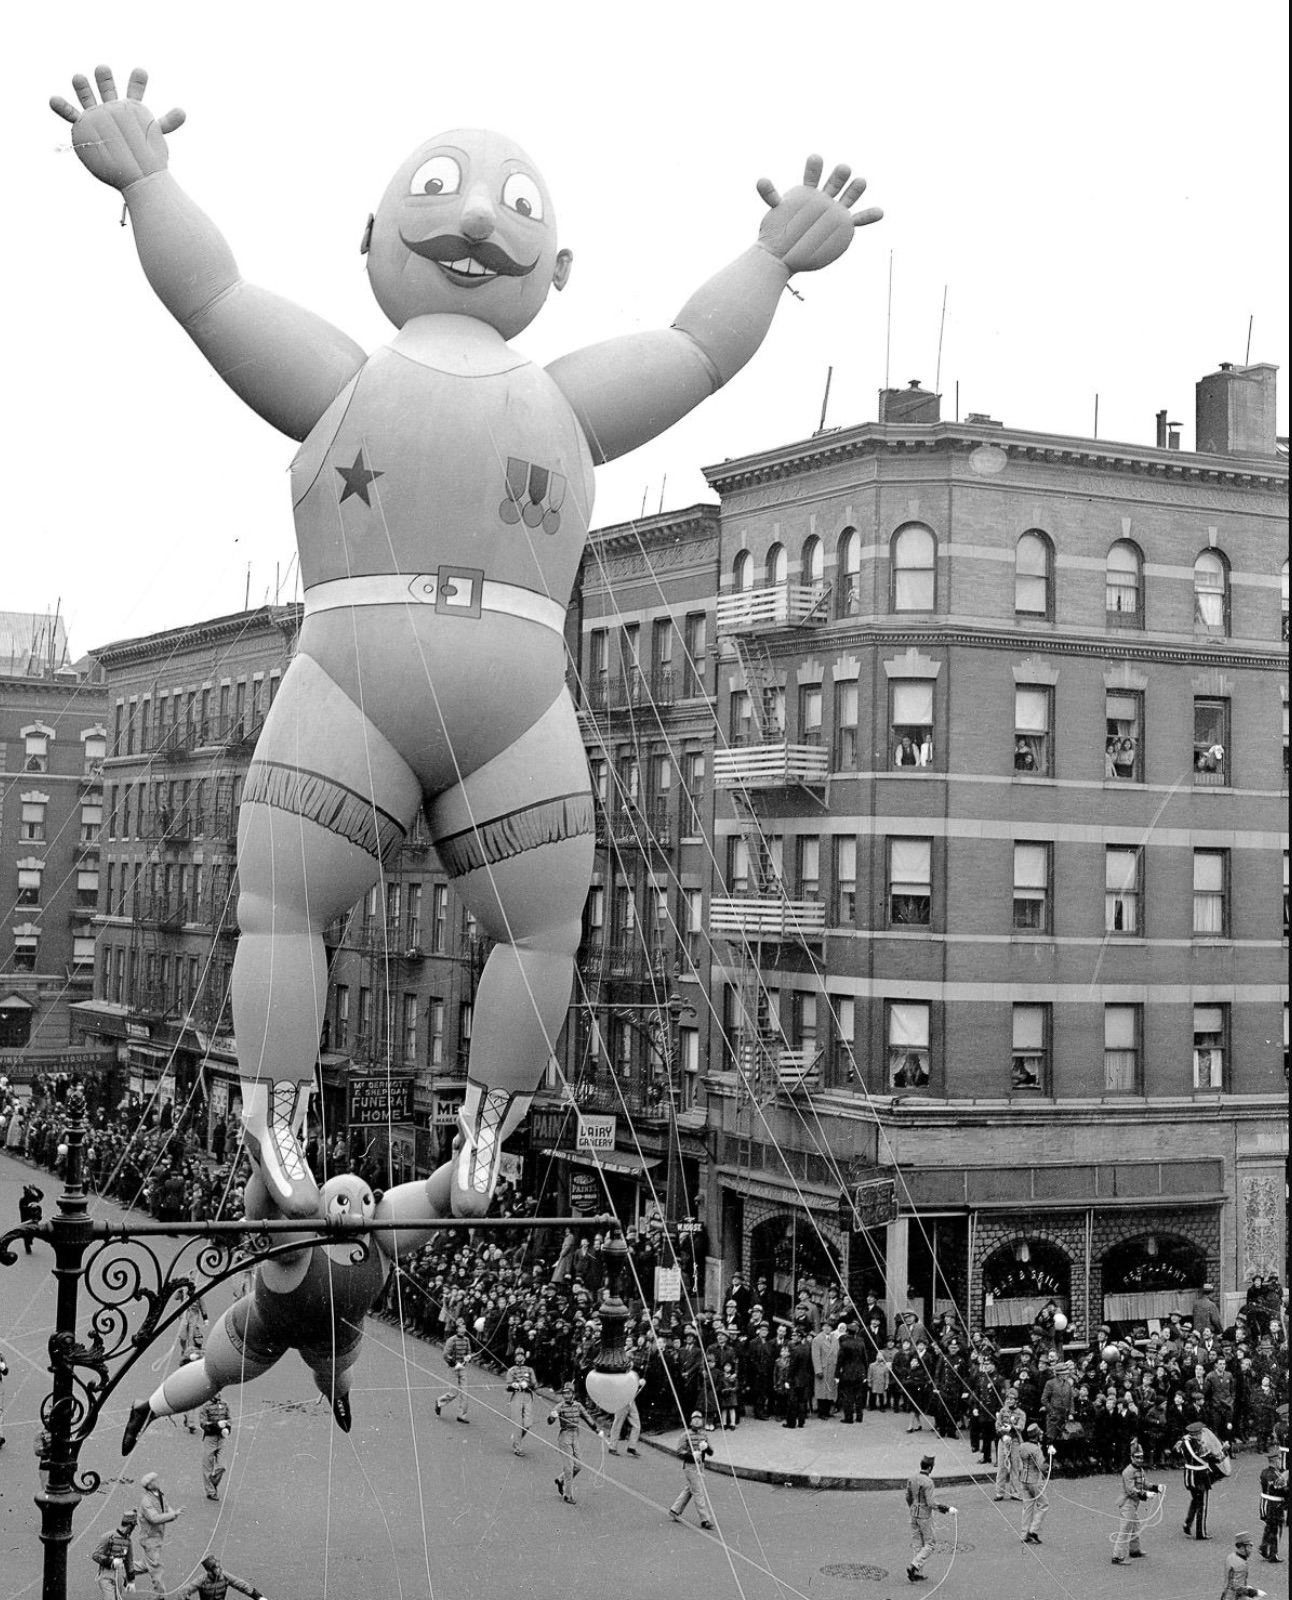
xmin=348 ymin=1076 xmax=415 ymax=1126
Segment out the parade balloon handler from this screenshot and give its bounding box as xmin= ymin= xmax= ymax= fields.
xmin=546 ymin=1380 xmax=604 ymax=1504
xmin=175 ymin=1554 xmax=272 ymax=1600
xmin=1111 ymin=1438 xmax=1164 ymax=1565
xmin=90 ymin=1510 xmax=139 ymax=1600
xmin=51 ymin=64 xmax=882 ymax=1229
xmin=669 ymin=1411 xmax=716 ymax=1529
xmin=905 ymin=1452 xmax=955 ymax=1584
xmin=121 ymin=1166 xmax=457 ymax=1448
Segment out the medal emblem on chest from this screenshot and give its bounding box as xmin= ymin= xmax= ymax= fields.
xmin=500 ymin=457 xmax=565 ymax=534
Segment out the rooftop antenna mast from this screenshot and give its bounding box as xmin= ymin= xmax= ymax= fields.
xmin=1245 ymin=315 xmax=1253 ymax=365
xmin=934 ymin=286 xmax=948 ymax=396
xmin=818 ymin=366 xmax=833 ymax=432
xmin=884 ymin=252 xmax=893 ymax=391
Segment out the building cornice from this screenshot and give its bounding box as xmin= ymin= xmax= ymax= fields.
xmin=588 ymin=503 xmax=721 ymax=556
xmin=91 ymin=605 xmax=302 ymax=666
xmin=702 ymin=422 xmax=1290 ymax=498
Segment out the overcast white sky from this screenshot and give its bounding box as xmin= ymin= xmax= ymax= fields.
xmin=9 ymin=0 xmax=1289 ymax=659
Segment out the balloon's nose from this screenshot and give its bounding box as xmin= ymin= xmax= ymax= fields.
xmin=460 ymin=186 xmax=496 ymax=242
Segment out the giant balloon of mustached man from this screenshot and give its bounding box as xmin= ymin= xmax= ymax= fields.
xmin=52 ymin=65 xmax=880 ymax=1425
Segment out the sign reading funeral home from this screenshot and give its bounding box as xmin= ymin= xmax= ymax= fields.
xmin=839 ymin=1176 xmax=899 ymax=1231
xmin=349 ymin=1076 xmax=415 ymax=1126
xmin=575 ymin=1114 xmax=616 ymax=1153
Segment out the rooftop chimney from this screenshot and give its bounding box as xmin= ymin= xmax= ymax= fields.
xmin=1155 ymin=409 xmax=1169 ymax=449
xmin=1195 ymin=362 xmax=1279 ymax=457
xmin=1168 ymin=421 xmax=1182 ymax=450
xmin=878 ymin=378 xmax=941 ymax=425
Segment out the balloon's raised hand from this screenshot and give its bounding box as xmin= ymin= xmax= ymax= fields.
xmin=756 ymin=155 xmax=882 ymax=274
xmin=51 ymin=66 xmax=185 ymax=191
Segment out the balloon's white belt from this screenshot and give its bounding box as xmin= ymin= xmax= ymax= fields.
xmin=302 ymin=571 xmax=566 ymax=636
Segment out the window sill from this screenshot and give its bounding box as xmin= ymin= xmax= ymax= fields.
xmin=1103 ymin=778 xmax=1143 ymax=788
xmin=886 ymin=767 xmax=940 ymax=777
xmin=1102 ymin=934 xmax=1146 ymax=943
xmin=1191 ymin=937 xmax=1233 ymax=947
xmin=1011 ymin=774 xmax=1056 ymax=784
xmin=1010 ymin=933 xmax=1055 ymax=943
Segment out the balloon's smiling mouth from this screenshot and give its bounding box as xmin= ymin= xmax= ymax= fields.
xmin=400 ymin=232 xmax=537 ymax=284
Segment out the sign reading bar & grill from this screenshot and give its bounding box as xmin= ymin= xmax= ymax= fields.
xmin=839 ymin=1177 xmax=899 ymax=1231
xmin=348 ymin=1077 xmax=415 ymax=1126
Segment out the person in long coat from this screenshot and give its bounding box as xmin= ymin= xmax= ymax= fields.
xmin=811 ymin=1321 xmax=840 ymax=1419
xmin=836 ymin=1321 xmax=868 ymax=1423
xmin=783 ymin=1329 xmax=814 ymax=1428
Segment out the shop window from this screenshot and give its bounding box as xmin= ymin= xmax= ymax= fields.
xmin=835 ymin=680 xmax=859 ymax=769
xmin=1012 ymin=1003 xmax=1050 ymax=1093
xmin=1192 ymin=850 xmax=1228 ymax=936
xmin=1014 ymin=686 xmax=1052 ymax=775
xmin=837 ymin=527 xmax=860 ymax=617
xmin=1013 ymin=842 xmax=1051 ymax=932
xmin=888 ymin=837 xmax=931 ymax=925
xmin=0 ymin=1003 xmax=33 ymax=1048
xmin=1193 ymin=550 xmax=1229 ymax=635
xmin=1105 ymin=846 xmax=1142 ymax=935
xmin=1104 ymin=1004 xmax=1141 ymax=1093
xmin=1192 ymin=1004 xmax=1227 ymax=1090
xmin=1105 ymin=691 xmax=1143 ymax=781
xmin=799 ymin=684 xmax=823 ymax=744
xmin=887 ymin=1000 xmax=930 ymax=1090
xmin=890 ymin=524 xmax=936 ymax=612
xmin=1106 ymin=541 xmax=1143 ymax=627
xmin=1193 ymin=698 xmax=1229 ymax=786
xmin=835 ymin=836 xmax=857 ymax=924
xmin=890 ymin=680 xmax=934 ymax=767
xmin=1015 ymin=531 xmax=1053 ymax=618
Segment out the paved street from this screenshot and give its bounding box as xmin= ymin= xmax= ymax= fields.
xmin=0 ymin=1151 xmax=1276 ymax=1600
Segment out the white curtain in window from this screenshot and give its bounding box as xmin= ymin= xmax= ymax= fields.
xmin=891 ymin=838 xmax=931 ymax=887
xmin=892 ymin=681 xmax=934 ymax=726
xmin=1013 ymin=1006 xmax=1044 ymax=1050
xmin=1106 ymin=542 xmax=1140 ymax=612
xmin=1014 ymin=844 xmax=1048 ymax=889
xmin=1015 ymin=688 xmax=1050 ymax=733
xmin=1106 ymin=848 xmax=1139 ymax=932
xmin=1194 ymin=553 xmax=1225 ymax=626
xmin=17 ymin=868 xmax=42 ymax=888
xmin=837 ymin=837 xmax=857 ymax=880
xmin=1193 ymin=853 xmax=1224 ymax=932
xmin=1105 ymin=1006 xmax=1136 ymax=1049
xmin=836 ymin=996 xmax=855 ymax=1043
xmin=889 ymin=1002 xmax=929 ymax=1047
xmin=803 ymin=539 xmax=823 ymax=583
xmin=838 ymin=682 xmax=858 ymax=726
xmin=1015 ymin=534 xmax=1049 ymax=612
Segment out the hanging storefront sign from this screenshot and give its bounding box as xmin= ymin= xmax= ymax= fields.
xmin=575 ymin=1113 xmax=616 ymax=1153
xmin=655 ymin=1265 xmax=683 ymax=1302
xmin=838 ymin=1176 xmax=899 ymax=1231
xmin=569 ymin=1170 xmax=601 ymax=1214
xmin=348 ymin=1076 xmax=415 ymax=1126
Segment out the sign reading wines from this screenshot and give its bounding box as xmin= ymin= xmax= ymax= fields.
xmin=348 ymin=1076 xmax=415 ymax=1126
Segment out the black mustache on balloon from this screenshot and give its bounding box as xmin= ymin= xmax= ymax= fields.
xmin=400 ymin=232 xmax=538 ymax=278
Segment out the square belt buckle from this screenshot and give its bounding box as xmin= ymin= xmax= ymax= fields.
xmin=433 ymin=565 xmax=484 ymax=620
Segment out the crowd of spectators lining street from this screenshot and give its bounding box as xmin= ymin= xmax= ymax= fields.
xmin=4 ymin=1072 xmax=1287 ymax=1469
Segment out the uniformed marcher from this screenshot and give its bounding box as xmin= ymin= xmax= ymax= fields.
xmin=90 ymin=1511 xmax=139 ymax=1599
xmin=1111 ymin=1439 xmax=1162 ymax=1565
xmin=905 ymin=1452 xmax=954 ymax=1583
xmin=435 ymin=1319 xmax=472 ymax=1424
xmin=1259 ymin=1448 xmax=1287 ymax=1564
xmin=546 ymin=1380 xmax=601 ymax=1504
xmin=1219 ymin=1531 xmax=1262 ymax=1599
xmin=1180 ymin=1418 xmax=1213 ymax=1540
xmin=993 ymin=1388 xmax=1025 ymax=1500
xmin=136 ymin=1469 xmax=181 ymax=1595
xmin=607 ymin=1366 xmax=644 ymax=1457
xmin=669 ymin=1410 xmax=715 ymax=1529
xmin=1016 ymin=1422 xmax=1051 ymax=1545
xmin=175 ymin=1553 xmax=272 ymax=1599
xmin=199 ymin=1393 xmax=232 ymax=1501
xmin=504 ymin=1346 xmax=539 ymax=1456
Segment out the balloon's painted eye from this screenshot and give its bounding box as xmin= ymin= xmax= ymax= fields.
xmin=502 ymin=172 xmax=543 ymax=220
xmin=410 ymin=156 xmax=461 ymax=197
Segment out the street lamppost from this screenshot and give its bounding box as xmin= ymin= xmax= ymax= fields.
xmin=0 ymin=1084 xmax=613 ymax=1600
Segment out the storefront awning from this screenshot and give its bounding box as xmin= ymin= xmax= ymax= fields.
xmin=547 ymin=1148 xmax=661 ymax=1178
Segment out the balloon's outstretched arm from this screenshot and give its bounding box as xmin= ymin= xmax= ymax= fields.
xmin=123 ymin=173 xmax=367 ymax=442
xmin=371 ymin=1159 xmax=454 ymax=1260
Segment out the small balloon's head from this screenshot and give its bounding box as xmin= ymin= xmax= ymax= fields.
xmin=320 ymin=1173 xmax=376 ymax=1226
xmin=365 ymin=128 xmax=571 ymax=336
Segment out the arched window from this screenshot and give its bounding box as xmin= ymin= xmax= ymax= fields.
xmin=802 ymin=535 xmax=823 ymax=586
xmin=1015 ymin=531 xmax=1053 ymax=618
xmin=1194 ymin=550 xmax=1229 ymax=634
xmin=766 ymin=543 xmax=788 ymax=587
xmin=890 ymin=524 xmax=936 ymax=612
xmin=733 ymin=550 xmax=753 ymax=592
xmin=837 ymin=527 xmax=860 ymax=616
xmin=1106 ymin=540 xmax=1143 ymax=627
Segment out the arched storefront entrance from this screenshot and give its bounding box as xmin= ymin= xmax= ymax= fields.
xmin=1101 ymin=1232 xmax=1205 ymax=1336
xmin=982 ymin=1238 xmax=1071 ymax=1346
xmin=749 ymin=1212 xmax=841 ymax=1328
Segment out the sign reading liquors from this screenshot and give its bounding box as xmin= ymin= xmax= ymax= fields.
xmin=576 ymin=1113 xmax=616 ymax=1153
xmin=348 ymin=1076 xmax=415 ymax=1126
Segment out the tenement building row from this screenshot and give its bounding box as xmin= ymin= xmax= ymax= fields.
xmin=35 ymin=359 xmax=1288 ymax=1345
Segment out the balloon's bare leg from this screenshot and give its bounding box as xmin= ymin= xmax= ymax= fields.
xmin=430 ymin=693 xmax=593 ymax=1217
xmin=233 ymin=655 xmax=423 ymax=1215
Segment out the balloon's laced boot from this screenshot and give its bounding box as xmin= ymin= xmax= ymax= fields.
xmin=242 ymin=1079 xmax=319 ymax=1216
xmin=452 ymin=1084 xmax=532 ymax=1217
